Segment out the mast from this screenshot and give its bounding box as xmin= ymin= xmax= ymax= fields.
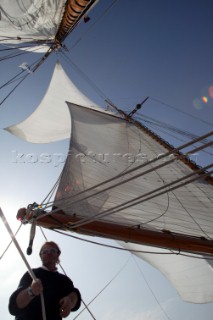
xmin=55 ymin=0 xmax=98 ymax=44
xmin=33 ymin=0 xmax=98 ymax=71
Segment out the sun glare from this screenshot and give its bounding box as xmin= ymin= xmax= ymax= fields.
xmin=201 ymin=96 xmax=208 ymax=103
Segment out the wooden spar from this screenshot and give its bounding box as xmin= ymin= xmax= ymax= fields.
xmin=55 ymin=0 xmax=97 ymax=44
xmin=33 ymin=0 xmax=98 ymax=71
xmin=35 ymin=212 xmax=213 ymax=255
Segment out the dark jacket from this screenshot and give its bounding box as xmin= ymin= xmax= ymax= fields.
xmin=9 ymin=267 xmax=81 ymax=320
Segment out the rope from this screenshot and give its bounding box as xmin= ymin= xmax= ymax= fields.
xmin=0 ymin=73 xmax=30 ymax=106
xmin=23 ymin=172 xmax=63 ymax=255
xmin=132 ymin=256 xmax=173 ymax=320
xmin=0 ymin=208 xmax=46 ymax=320
xmin=150 ymin=96 xmax=213 ymax=127
xmin=0 ymin=56 xmax=43 ymax=106
xmin=31 ymin=134 xmax=212 ymax=241
xmin=136 ymin=114 xmax=213 ymax=144
xmin=67 ymin=165 xmax=213 ymax=235
xmin=0 ymin=224 xmax=22 ymax=259
xmin=52 ymin=229 xmax=177 ymax=255
xmin=61 ymin=140 xmax=212 ymax=209
xmin=73 ymin=255 xmax=131 ymax=319
xmin=136 ymin=117 xmax=213 ymax=157
xmin=41 ymin=171 xmax=63 ymax=207
xmin=39 ymin=131 xmax=213 ymax=211
xmin=52 ymin=229 xmax=213 ymax=260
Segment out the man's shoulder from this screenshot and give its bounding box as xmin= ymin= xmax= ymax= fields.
xmin=55 ymin=271 xmax=74 ymax=284
xmin=31 ymin=267 xmax=45 ymax=276
xmin=32 ymin=267 xmax=43 ymax=272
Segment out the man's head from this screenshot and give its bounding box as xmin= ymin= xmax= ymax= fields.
xmin=39 ymin=241 xmax=61 ymax=268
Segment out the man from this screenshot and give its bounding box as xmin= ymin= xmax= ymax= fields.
xmin=9 ymin=241 xmax=81 ymax=319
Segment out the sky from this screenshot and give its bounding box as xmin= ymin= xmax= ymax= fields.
xmin=0 ymin=0 xmax=213 ymax=319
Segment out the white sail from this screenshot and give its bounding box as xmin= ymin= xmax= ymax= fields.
xmin=0 ymin=0 xmax=66 ymax=45
xmin=123 ymin=243 xmax=213 ymax=304
xmin=47 ymin=102 xmax=212 ymax=303
xmin=54 ymin=103 xmax=213 ymax=240
xmin=5 ymin=63 xmax=100 ymax=143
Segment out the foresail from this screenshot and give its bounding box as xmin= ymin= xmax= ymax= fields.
xmin=5 ymin=62 xmax=99 ymax=143
xmin=53 ymin=103 xmax=213 ymax=242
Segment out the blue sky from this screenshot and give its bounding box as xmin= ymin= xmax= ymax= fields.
xmin=0 ymin=0 xmax=213 ymax=319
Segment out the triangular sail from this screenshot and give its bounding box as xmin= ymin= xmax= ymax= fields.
xmin=5 ymin=63 xmax=99 ymax=143
xmin=54 ymin=103 xmax=213 ymax=241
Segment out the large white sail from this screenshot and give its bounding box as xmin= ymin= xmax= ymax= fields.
xmin=48 ymin=102 xmax=212 ymax=303
xmin=5 ymin=63 xmax=100 ymax=143
xmin=54 ymin=103 xmax=213 ymax=241
xmin=0 ymin=0 xmax=66 ymax=45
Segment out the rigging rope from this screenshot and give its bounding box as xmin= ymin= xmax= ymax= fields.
xmin=136 ymin=113 xmax=212 ymax=144
xmin=0 ymin=42 xmax=49 ymax=62
xmin=64 ymin=0 xmax=121 ymax=51
xmin=0 ymin=224 xmax=22 ymax=260
xmin=0 ymin=73 xmax=29 ymax=106
xmin=60 ymin=51 xmax=108 ymax=102
xmin=73 ymin=255 xmax=131 ymax=319
xmin=29 ymin=133 xmax=213 ymax=243
xmin=40 ymin=131 xmax=213 ymax=211
xmin=149 ymin=96 xmax=213 ymax=127
xmin=52 ymin=229 xmax=213 ymax=260
xmin=55 ymin=140 xmax=212 ymax=210
xmin=0 ymin=56 xmax=43 ymax=106
xmin=67 ymin=164 xmax=213 ymax=235
xmin=0 ymin=69 xmax=26 ymax=90
xmin=41 ymin=171 xmax=63 ymax=207
xmin=136 ymin=116 xmax=213 ymax=157
xmin=25 ymin=170 xmax=63 ymax=255
xmin=132 ymin=256 xmax=173 ymax=320
xmin=0 ymin=49 xmax=28 ymax=62
xmin=37 ymin=140 xmax=212 ymax=232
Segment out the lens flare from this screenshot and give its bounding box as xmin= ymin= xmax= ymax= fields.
xmin=193 ymin=84 xmax=213 ymax=109
xmin=201 ymin=96 xmax=208 ymax=103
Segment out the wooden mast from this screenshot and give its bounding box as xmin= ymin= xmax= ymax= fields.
xmin=55 ymin=0 xmax=97 ymax=44
xmin=33 ymin=0 xmax=98 ymax=71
